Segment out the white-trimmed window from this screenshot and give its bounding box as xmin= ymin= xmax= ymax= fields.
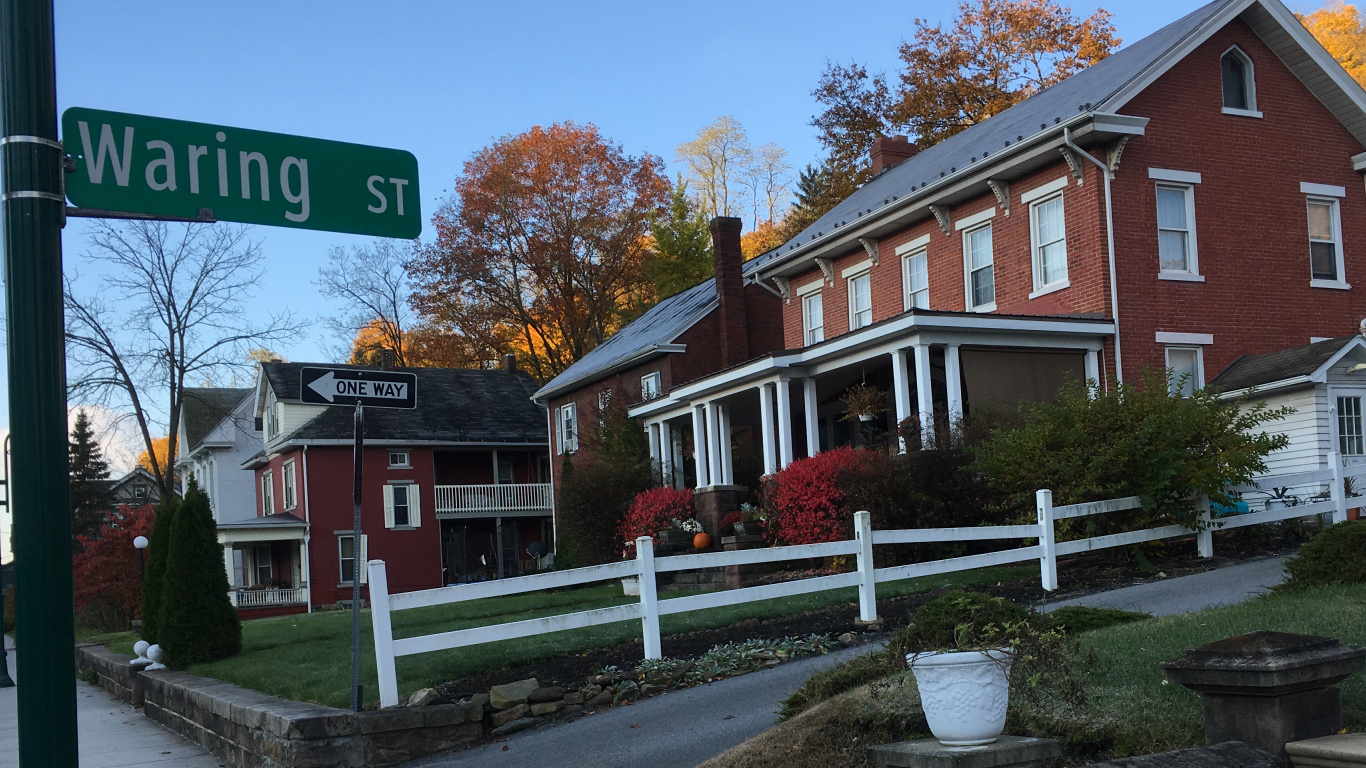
xmin=1166 ymin=346 xmax=1203 ymax=397
xmin=1220 ymin=46 xmax=1258 ymax=116
xmin=261 ymin=470 xmax=274 ymax=515
xmin=640 ymin=371 xmax=662 ymax=400
xmin=282 ymin=459 xmax=296 ymax=510
xmin=265 ymin=391 xmax=281 ymax=439
xmin=254 ymin=543 xmax=272 ymax=586
xmin=803 ymin=291 xmax=824 ymax=345
xmin=903 ymin=248 xmax=929 ymax=310
xmin=1338 ymin=395 xmax=1365 ymax=456
xmin=388 ymin=450 xmax=410 ymax=468
xmin=1308 ymin=196 xmax=1346 ymax=286
xmin=1030 ymin=194 xmax=1068 ymax=292
xmin=383 ymin=483 xmax=420 ymax=528
xmin=338 ymin=534 xmax=368 ymax=585
xmin=848 ymin=271 xmax=872 ymax=330
xmin=1156 ymin=184 xmax=1198 ymax=274
xmin=964 ymin=224 xmax=995 ymax=311
xmin=556 ymin=402 xmax=578 ymax=454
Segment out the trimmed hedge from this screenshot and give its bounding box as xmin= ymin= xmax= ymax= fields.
xmin=158 ymin=481 xmax=241 ymax=668
xmin=140 ymin=496 xmax=178 ymax=644
xmin=1282 ymin=520 xmax=1366 ymax=590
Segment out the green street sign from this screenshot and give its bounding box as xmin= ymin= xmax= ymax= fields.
xmin=61 ymin=107 xmax=421 ymax=238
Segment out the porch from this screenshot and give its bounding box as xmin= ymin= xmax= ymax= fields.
xmin=629 ymin=309 xmax=1112 ymax=491
xmin=217 ymin=512 xmax=309 ymax=615
xmin=433 ymin=483 xmax=554 ymax=517
xmin=432 ymin=448 xmax=552 ymax=517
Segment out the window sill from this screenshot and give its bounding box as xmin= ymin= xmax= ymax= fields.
xmin=1311 ymin=279 xmax=1351 ymax=290
xmin=387 ymin=465 xmax=412 ymax=470
xmin=1222 ymin=107 xmax=1263 ymax=118
xmin=388 ymin=525 xmax=417 ymax=531
xmin=1028 ymin=279 xmax=1070 ymax=300
xmin=1159 ymin=271 xmax=1206 ymax=282
xmin=969 ymin=302 xmax=997 ymax=313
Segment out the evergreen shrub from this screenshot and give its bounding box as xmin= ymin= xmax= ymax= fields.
xmin=1282 ymin=520 xmax=1366 ymax=590
xmin=139 ymin=496 xmax=179 ymax=644
xmin=555 ymin=400 xmax=653 ymax=568
xmin=158 ymin=481 xmax=241 ymax=668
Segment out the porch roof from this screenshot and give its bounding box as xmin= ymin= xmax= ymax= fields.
xmin=1210 ymin=336 xmax=1366 ymax=394
xmin=217 ymin=512 xmax=306 ymax=543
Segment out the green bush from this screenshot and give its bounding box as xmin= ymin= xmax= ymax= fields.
xmin=780 ymin=651 xmax=903 ymax=720
xmin=1282 ymin=520 xmax=1366 ymax=590
xmin=889 ymin=591 xmax=1033 ymax=657
xmin=140 ymin=496 xmax=178 ymax=644
xmin=555 ymin=400 xmax=653 ymax=568
xmin=1045 ymin=606 xmax=1150 ymax=634
xmin=158 ymin=481 xmax=241 ymax=668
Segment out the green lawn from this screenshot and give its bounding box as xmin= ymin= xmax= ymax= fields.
xmin=110 ymin=564 xmax=1031 ymax=709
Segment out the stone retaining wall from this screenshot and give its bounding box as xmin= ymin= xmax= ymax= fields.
xmin=75 ymin=646 xmax=483 ymax=768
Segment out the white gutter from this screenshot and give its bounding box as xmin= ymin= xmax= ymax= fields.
xmin=1063 ymin=126 xmax=1123 ymax=386
xmin=301 ymin=445 xmax=312 ymax=614
xmin=1216 ymin=376 xmax=1315 ymax=400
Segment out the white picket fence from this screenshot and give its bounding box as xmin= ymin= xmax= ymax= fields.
xmin=367 ymin=451 xmax=1366 ymax=707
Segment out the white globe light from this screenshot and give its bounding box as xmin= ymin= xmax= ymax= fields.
xmin=133 ymin=536 xmax=149 ymax=550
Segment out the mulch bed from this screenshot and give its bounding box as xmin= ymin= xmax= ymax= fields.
xmin=433 ymin=525 xmax=1302 ymax=704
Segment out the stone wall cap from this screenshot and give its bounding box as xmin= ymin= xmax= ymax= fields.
xmin=1285 ymin=733 xmax=1366 ymax=762
xmin=867 ymin=735 xmax=1061 ymax=767
xmin=1161 ymin=631 xmax=1366 ymax=677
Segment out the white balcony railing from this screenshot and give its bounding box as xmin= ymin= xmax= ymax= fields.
xmin=230 ymin=585 xmax=308 ymax=608
xmin=434 ymin=483 xmax=553 ymax=516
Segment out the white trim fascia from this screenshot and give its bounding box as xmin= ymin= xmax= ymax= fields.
xmin=1028 ymin=280 xmax=1070 ymax=300
xmin=1221 ymin=107 xmax=1263 ymax=118
xmin=1156 ymin=331 xmax=1214 ymax=345
xmin=840 ymin=259 xmax=875 ymax=279
xmin=1311 ymin=336 xmax=1334 ymax=343
xmin=894 ymin=234 xmax=932 ymax=255
xmin=1313 ymin=336 xmax=1366 ymax=381
xmin=1148 ymin=168 xmax=1202 ymax=184
xmin=531 ymin=341 xmax=691 ymax=401
xmin=1216 ymin=375 xmax=1316 ymax=400
xmin=953 ymin=207 xmax=997 ymax=231
xmin=795 ymin=278 xmax=824 ymax=296
xmin=1311 ymin=279 xmax=1352 ymax=290
xmin=1020 ymin=177 xmax=1069 ymax=205
xmin=1159 ymin=271 xmax=1206 ymax=282
xmin=1302 ymin=181 xmax=1347 ymax=197
xmin=1353 ymin=151 xmax=1366 ymax=172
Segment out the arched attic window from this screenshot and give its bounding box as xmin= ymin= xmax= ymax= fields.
xmin=1221 ymin=46 xmax=1259 ymax=116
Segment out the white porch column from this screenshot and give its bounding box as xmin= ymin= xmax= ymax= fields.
xmin=776 ymin=378 xmax=794 ymax=468
xmin=1084 ymin=348 xmax=1100 ymax=389
xmin=803 ymin=378 xmax=821 ymax=457
xmin=759 ymin=382 xmax=778 ymax=476
xmin=945 ymin=344 xmax=963 ymax=425
xmin=692 ymin=404 xmax=710 ymax=488
xmin=720 ymin=404 xmax=735 ymax=484
xmin=670 ymin=424 xmax=685 ymax=488
xmin=707 ymin=402 xmax=726 ymax=487
xmin=892 ymin=350 xmax=912 ymax=452
xmin=659 ymin=421 xmax=674 ymax=488
xmin=647 ymin=422 xmax=662 ymax=471
xmin=223 ymin=544 xmax=235 ymax=588
xmin=913 ymin=343 xmax=935 ymax=447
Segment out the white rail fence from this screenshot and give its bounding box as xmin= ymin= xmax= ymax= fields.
xmin=230 ymin=585 xmax=308 ymax=608
xmin=368 ymin=452 xmax=1366 ymax=707
xmin=433 ymin=483 xmax=553 ymax=515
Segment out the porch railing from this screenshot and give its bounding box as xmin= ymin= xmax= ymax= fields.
xmin=230 ymin=585 xmax=308 ymax=608
xmin=434 ymin=483 xmax=553 ymax=516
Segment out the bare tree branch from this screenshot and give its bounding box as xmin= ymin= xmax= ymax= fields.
xmin=315 ymin=240 xmax=413 ymax=365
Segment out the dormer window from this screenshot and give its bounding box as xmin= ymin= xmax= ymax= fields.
xmin=1221 ymin=47 xmax=1259 ymax=116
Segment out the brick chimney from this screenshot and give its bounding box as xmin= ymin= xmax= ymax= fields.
xmin=710 ymin=217 xmax=748 ymax=368
xmin=502 ymin=353 xmax=517 ymax=373
xmin=379 ymin=347 xmax=397 ymax=370
xmin=870 ymin=135 xmax=919 ymax=175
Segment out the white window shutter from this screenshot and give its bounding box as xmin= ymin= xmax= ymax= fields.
xmin=382 ymin=484 xmax=395 ymax=528
xmin=359 ymin=535 xmax=369 ymax=584
xmin=409 ymin=484 xmax=421 ymax=527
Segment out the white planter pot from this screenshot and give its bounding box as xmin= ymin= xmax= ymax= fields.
xmin=858 ymin=413 xmax=875 ymax=422
xmin=621 ymin=577 xmax=640 ymax=596
xmin=907 ymin=649 xmax=1013 ymax=746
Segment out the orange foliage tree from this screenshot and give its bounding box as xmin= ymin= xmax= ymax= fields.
xmin=410 ymin=122 xmax=671 ymax=383
xmin=138 ymin=436 xmax=171 ymax=477
xmin=1301 ymin=2 xmax=1366 ymax=86
xmin=72 ymin=505 xmax=155 ymax=631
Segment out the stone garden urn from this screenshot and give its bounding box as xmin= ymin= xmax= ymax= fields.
xmin=907 ymin=649 xmax=1014 ymax=746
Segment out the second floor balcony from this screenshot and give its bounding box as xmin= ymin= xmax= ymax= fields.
xmin=434 ymin=483 xmax=553 ymax=518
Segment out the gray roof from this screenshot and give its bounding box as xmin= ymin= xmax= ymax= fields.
xmin=1209 ymin=337 xmax=1357 ymax=391
xmin=262 ymin=362 xmax=547 ymax=445
xmin=218 ymin=511 xmax=306 ymax=529
xmin=181 ymin=387 xmax=252 ymax=451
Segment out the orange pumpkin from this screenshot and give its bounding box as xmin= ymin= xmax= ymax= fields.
xmin=693 ymin=532 xmax=712 ymax=550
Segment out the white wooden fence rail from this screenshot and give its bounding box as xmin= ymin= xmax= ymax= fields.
xmin=368 ymin=452 xmax=1366 ymax=707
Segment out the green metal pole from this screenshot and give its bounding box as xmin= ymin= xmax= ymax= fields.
xmin=1 ymin=0 xmax=79 ymax=765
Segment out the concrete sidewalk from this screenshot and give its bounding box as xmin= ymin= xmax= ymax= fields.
xmin=0 ymin=634 xmax=222 ymax=767
xmin=1040 ymin=555 xmax=1290 ymax=616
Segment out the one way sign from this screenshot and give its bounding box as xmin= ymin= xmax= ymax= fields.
xmin=299 ymin=367 xmax=417 ymax=409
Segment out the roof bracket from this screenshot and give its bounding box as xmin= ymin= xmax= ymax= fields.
xmin=986 ymin=180 xmax=1011 ymax=217
xmin=1106 ymin=136 xmax=1131 ymax=174
xmin=771 ymin=275 xmax=791 ymax=301
xmin=927 ymin=205 xmax=952 ymax=235
xmin=1059 ymin=147 xmax=1086 ymax=185
xmin=815 ymin=257 xmax=835 ymax=284
xmin=857 ymin=237 xmax=880 ymax=266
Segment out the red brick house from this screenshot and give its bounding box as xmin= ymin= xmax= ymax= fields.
xmin=224 ymin=360 xmax=550 ymax=616
xmin=537 ymin=0 xmax=1366 ymax=538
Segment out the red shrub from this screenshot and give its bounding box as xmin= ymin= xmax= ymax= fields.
xmin=763 ymin=447 xmax=869 ymax=545
xmin=720 ymin=511 xmax=744 ymax=530
xmin=619 ymin=487 xmax=695 ymax=554
xmin=72 ymin=505 xmax=155 ymax=630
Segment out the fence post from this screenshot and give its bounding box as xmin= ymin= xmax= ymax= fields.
xmin=1036 ymin=490 xmax=1057 ymax=591
xmin=1196 ymin=497 xmax=1214 ymax=558
xmin=636 ymin=536 xmax=662 ymax=660
xmin=1332 ymin=450 xmax=1347 ymax=525
xmin=854 ymin=511 xmax=877 ymax=622
xmin=368 ymin=560 xmax=400 ymax=708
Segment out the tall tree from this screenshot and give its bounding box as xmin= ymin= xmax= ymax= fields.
xmin=675 ymin=116 xmax=753 ymax=220
xmin=317 ymin=240 xmax=414 ymax=366
xmin=139 ymin=495 xmax=177 ymax=644
xmin=137 ymin=436 xmax=171 ymax=478
xmin=72 ymin=505 xmax=154 ymax=631
xmin=409 ymin=122 xmax=670 ymax=383
xmin=64 ymin=222 xmax=302 ymax=500
xmin=158 ymin=480 xmax=240 ymax=668
xmin=1301 ymin=1 xmax=1366 ymax=86
xmin=645 ymin=181 xmax=714 ymax=301
xmin=69 ymin=410 xmax=112 ymax=544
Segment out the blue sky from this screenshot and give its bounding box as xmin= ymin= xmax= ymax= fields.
xmin=0 ymin=0 xmax=1313 ymax=555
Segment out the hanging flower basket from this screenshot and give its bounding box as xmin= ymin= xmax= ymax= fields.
xmin=840 ymin=384 xmax=887 ymax=423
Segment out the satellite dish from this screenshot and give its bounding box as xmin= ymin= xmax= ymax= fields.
xmin=527 ymin=541 xmax=547 ymax=559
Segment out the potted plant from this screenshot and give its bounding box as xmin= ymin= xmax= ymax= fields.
xmin=721 ymin=511 xmax=745 ymax=536
xmin=840 ymin=384 xmax=887 ymax=423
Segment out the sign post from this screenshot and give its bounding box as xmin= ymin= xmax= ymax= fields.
xmin=300 ymin=367 xmax=417 ymax=711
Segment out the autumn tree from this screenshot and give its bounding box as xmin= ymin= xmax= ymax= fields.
xmin=675 ymin=116 xmax=792 ymax=231
xmin=410 ymin=122 xmax=670 ymax=383
xmin=64 ymin=222 xmax=302 ymax=500
xmin=72 ymin=505 xmax=154 ymax=632
xmin=318 ymin=240 xmax=414 ymax=366
xmin=137 ymin=436 xmax=171 ymax=478
xmin=810 ymin=0 xmax=1119 ymax=205
xmin=1301 ymin=1 xmax=1366 ymax=86
xmin=69 ymin=410 xmax=113 ymax=544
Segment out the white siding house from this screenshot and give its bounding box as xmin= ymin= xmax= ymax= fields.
xmin=175 ymin=388 xmax=261 ymax=523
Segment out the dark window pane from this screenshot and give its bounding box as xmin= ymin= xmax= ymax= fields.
xmin=1311 ymin=241 xmax=1338 ymax=280
xmin=1222 ymin=53 xmax=1247 ymax=110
